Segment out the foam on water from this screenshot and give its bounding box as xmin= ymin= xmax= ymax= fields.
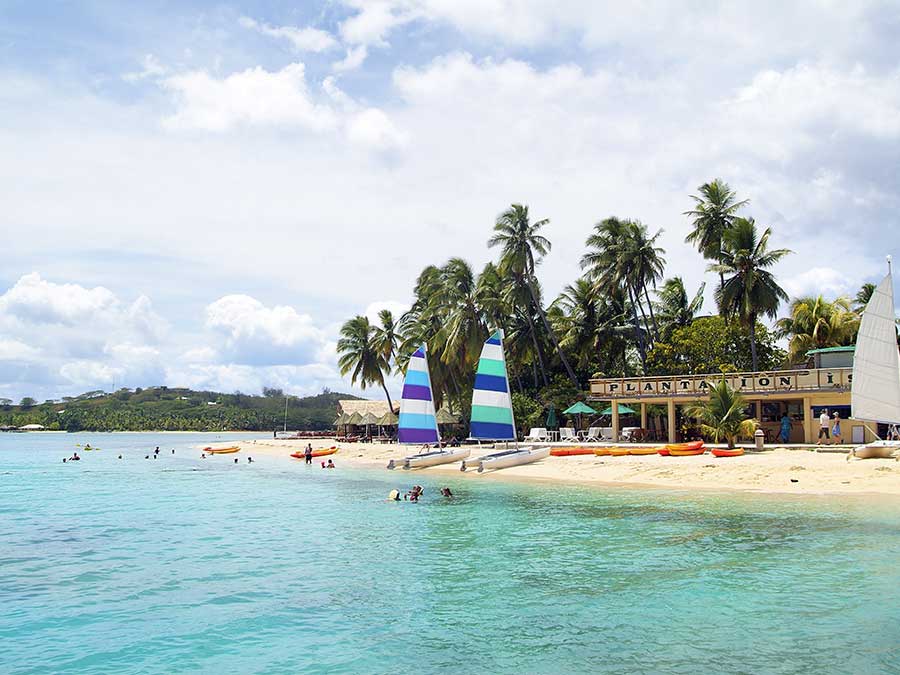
xmin=1 ymin=433 xmax=899 ymax=674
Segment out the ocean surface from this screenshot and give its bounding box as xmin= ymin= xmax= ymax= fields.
xmin=1 ymin=432 xmax=899 ymax=675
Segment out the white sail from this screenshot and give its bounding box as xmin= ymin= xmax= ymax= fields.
xmin=851 ymin=271 xmax=900 ymax=424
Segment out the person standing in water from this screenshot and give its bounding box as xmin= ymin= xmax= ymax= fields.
xmin=305 ymin=444 xmax=313 ymax=465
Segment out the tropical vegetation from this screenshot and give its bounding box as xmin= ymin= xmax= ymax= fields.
xmin=686 ymin=379 xmax=758 ymax=449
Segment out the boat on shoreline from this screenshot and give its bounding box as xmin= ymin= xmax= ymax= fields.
xmin=205 ymin=446 xmax=239 ymax=454
xmin=462 ymin=330 xmax=549 ymax=473
xmin=290 ymin=447 xmax=339 ymax=460
xmin=550 ymin=447 xmax=595 ymax=456
xmin=849 ymin=258 xmax=900 ymax=460
xmin=666 ymin=441 xmax=706 ymax=456
xmin=712 ymin=448 xmax=744 ymax=458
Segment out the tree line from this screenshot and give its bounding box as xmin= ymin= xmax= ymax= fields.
xmin=338 ymin=179 xmax=880 ymax=426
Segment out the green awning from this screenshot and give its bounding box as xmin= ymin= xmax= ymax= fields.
xmin=599 ymin=404 xmax=636 ymax=415
xmin=563 ymin=402 xmax=597 ymax=415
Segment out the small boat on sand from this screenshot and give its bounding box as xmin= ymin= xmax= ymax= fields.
xmin=205 ymin=446 xmax=239 ymax=454
xmin=609 ymin=447 xmax=630 ymax=456
xmin=402 ymin=447 xmax=471 ymax=469
xmin=667 ymin=441 xmax=705 ymax=456
xmin=629 ymin=446 xmax=661 ymax=455
xmin=657 ymin=448 xmax=671 ymax=456
xmin=464 ymin=445 xmax=551 ymax=472
xmin=711 ymin=448 xmax=744 ymax=458
xmin=290 ymin=447 xmax=339 ymax=459
xmin=593 ymin=447 xmax=612 ymax=456
xmin=550 ymin=447 xmax=596 ymax=456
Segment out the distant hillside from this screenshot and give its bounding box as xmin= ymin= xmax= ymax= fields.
xmin=0 ymin=387 xmax=362 ymax=432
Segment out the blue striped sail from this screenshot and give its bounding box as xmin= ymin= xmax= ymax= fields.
xmin=470 ymin=330 xmax=516 ymax=440
xmin=398 ymin=344 xmax=441 ymax=444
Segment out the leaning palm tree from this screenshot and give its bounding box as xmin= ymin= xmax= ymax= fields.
xmin=337 ymin=315 xmax=393 ymax=413
xmin=488 ymin=204 xmax=578 ymax=386
xmin=626 ymin=220 xmax=667 ymax=340
xmin=654 ymin=276 xmax=705 ymax=339
xmin=684 ymin=179 xmax=748 ymax=292
xmin=372 ymin=309 xmax=399 ymax=370
xmin=854 ymin=283 xmax=876 ymax=312
xmin=686 ymin=379 xmax=757 ymax=449
xmin=712 ymin=217 xmax=791 ymax=371
xmin=775 ymin=295 xmax=859 ymax=364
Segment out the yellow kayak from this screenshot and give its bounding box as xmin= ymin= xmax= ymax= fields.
xmin=205 ymin=446 xmax=240 ymax=454
xmin=608 ymin=447 xmax=630 ymax=456
xmin=593 ymin=447 xmax=612 ymax=456
xmin=629 ymin=446 xmax=661 ymax=455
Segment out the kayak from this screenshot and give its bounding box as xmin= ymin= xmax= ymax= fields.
xmin=608 ymin=447 xmax=630 ymax=456
xmin=205 ymin=446 xmax=240 ymax=454
xmin=550 ymin=447 xmax=596 ymax=456
xmin=290 ymin=447 xmax=339 ymax=459
xmin=629 ymin=446 xmax=662 ymax=455
xmin=668 ymin=444 xmax=706 ymax=456
xmin=666 ymin=441 xmax=704 ymax=452
xmin=657 ymin=448 xmax=670 ymax=456
xmin=712 ymin=448 xmax=744 ymax=458
xmin=593 ymin=448 xmax=612 ymax=456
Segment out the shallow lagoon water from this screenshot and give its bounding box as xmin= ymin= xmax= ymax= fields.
xmin=1 ymin=433 xmax=899 ymax=674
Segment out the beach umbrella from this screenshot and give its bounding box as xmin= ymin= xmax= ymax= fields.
xmin=435 ymin=408 xmax=460 ymax=425
xmin=346 ymin=412 xmax=363 ymax=433
xmin=545 ymin=403 xmax=558 ymax=430
xmin=563 ymin=401 xmax=597 ymax=430
xmin=377 ymin=410 xmax=398 ymax=426
xmin=333 ymin=412 xmax=348 ymax=427
xmin=599 ymin=404 xmax=637 ymax=416
xmin=359 ymin=411 xmax=380 ymax=438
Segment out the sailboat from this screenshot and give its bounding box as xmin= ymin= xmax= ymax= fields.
xmin=850 ymin=256 xmax=900 ymax=460
xmin=461 ymin=330 xmax=551 ymax=472
xmin=386 ymin=344 xmax=470 ymax=470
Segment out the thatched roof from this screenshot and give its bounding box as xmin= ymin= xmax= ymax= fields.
xmin=337 ymin=399 xmax=397 ymax=416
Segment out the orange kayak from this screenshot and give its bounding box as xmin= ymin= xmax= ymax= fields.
xmin=550 ymin=447 xmax=595 ymax=456
xmin=668 ymin=444 xmax=706 ymax=456
xmin=290 ymin=447 xmax=339 ymax=459
xmin=205 ymin=446 xmax=240 ymax=454
xmin=593 ymin=447 xmax=612 ymax=456
xmin=657 ymin=448 xmax=670 ymax=456
xmin=712 ymin=448 xmax=744 ymax=458
xmin=666 ymin=441 xmax=704 ymax=452
xmin=629 ymin=446 xmax=662 ymax=455
xmin=609 ymin=447 xmax=630 ymax=456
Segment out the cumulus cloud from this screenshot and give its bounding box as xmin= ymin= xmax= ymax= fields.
xmin=331 ymin=45 xmax=369 ymax=72
xmin=123 ymin=53 xmax=167 ymax=82
xmin=0 ymin=272 xmax=117 ymax=325
xmin=239 ymin=16 xmax=337 ymax=53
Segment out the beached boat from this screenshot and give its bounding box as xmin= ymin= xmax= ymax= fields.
xmin=609 ymin=447 xmax=630 ymax=456
xmin=657 ymin=448 xmax=670 ymax=456
xmin=290 ymin=447 xmax=339 ymax=459
xmin=205 ymin=446 xmax=239 ymax=454
xmin=461 ymin=330 xmax=549 ymax=473
xmin=550 ymin=447 xmax=595 ymax=456
xmin=849 ymin=259 xmax=900 ymax=461
xmin=387 ymin=344 xmax=470 ymax=470
xmin=712 ymin=448 xmax=744 ymax=458
xmin=629 ymin=446 xmax=662 ymax=455
xmin=593 ymin=447 xmax=612 ymax=456
xmin=667 ymin=441 xmax=705 ymax=456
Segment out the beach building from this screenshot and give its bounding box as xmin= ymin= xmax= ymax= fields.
xmin=588 ymin=346 xmax=877 ymax=444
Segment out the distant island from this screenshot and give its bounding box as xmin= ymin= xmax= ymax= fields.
xmin=0 ymin=387 xmax=359 ymax=432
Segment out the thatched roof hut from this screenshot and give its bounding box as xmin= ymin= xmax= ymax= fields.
xmin=337 ymin=400 xmax=397 ymax=417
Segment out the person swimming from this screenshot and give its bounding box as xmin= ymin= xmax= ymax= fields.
xmin=234 ymin=458 xmax=238 ymax=464
xmin=118 ymin=455 xmax=122 ymax=460
xmin=326 ymin=459 xmax=335 ymax=469
xmin=440 ymin=487 xmax=453 ymax=498
xmin=247 ymin=457 xmax=253 ymax=463
xmin=388 ymin=489 xmax=401 ymax=501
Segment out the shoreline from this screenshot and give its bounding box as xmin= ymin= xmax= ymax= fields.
xmin=229 ymin=438 xmax=900 ymax=499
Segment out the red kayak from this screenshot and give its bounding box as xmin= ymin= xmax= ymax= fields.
xmin=711 ymin=448 xmax=744 ymax=458
xmin=290 ymin=447 xmax=339 ymax=459
xmin=657 ymin=448 xmax=670 ymax=456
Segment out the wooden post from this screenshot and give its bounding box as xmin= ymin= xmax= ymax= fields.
xmin=667 ymin=399 xmax=676 ymax=443
xmin=802 ymin=396 xmax=813 ymax=444
xmin=611 ymin=402 xmax=620 ymax=443
xmin=640 ymin=403 xmax=648 ymax=433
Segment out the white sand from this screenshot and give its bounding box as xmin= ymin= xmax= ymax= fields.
xmin=222 ymin=438 xmax=900 ymax=498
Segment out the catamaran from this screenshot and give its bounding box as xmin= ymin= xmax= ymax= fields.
xmin=386 ymin=344 xmax=470 ymax=469
xmin=850 ymin=256 xmax=900 ymax=460
xmin=461 ymin=330 xmax=550 ymax=472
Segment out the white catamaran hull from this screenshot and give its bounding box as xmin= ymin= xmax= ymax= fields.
xmin=461 ymin=446 xmax=551 ymax=472
xmin=850 ymin=441 xmax=900 ymax=460
xmin=403 ymin=447 xmax=470 ymax=469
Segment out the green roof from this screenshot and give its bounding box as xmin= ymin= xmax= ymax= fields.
xmin=805 ymin=346 xmax=855 ymax=355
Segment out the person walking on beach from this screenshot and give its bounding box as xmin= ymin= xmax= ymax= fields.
xmin=817 ymin=409 xmax=831 ymax=445
xmin=779 ymin=413 xmax=792 ymax=444
xmin=832 ymin=412 xmax=842 ymax=444
xmin=305 ymin=444 xmax=313 ymax=465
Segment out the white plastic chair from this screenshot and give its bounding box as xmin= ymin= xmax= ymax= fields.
xmin=524 ymin=427 xmax=548 ymax=442
xmin=583 ymin=427 xmax=601 ymax=442
xmin=559 ymin=427 xmax=578 ymax=442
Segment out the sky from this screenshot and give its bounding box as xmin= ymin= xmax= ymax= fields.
xmin=1 ymin=0 xmax=899 ymax=403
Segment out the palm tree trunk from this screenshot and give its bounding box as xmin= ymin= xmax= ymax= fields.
xmin=526 ymin=275 xmax=579 ymax=387
xmin=380 ymin=380 xmax=394 ymax=414
xmin=626 ymin=285 xmax=647 ymax=370
xmin=748 ymin=314 xmax=759 ymax=372
xmin=525 ymin=310 xmax=550 ymax=387
xmin=642 ymin=283 xmax=660 ymax=341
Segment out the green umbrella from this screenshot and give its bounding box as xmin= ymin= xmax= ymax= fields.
xmin=545 ymin=403 xmax=558 ymax=430
xmin=563 ymin=402 xmax=597 ymax=415
xmin=600 ymin=404 xmax=636 ymax=415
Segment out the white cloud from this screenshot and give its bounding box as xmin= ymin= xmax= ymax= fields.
xmin=161 ymin=63 xmax=339 ymax=132
xmin=0 ymin=273 xmax=117 ymax=325
xmin=331 ymin=45 xmax=369 ymax=72
xmin=346 ymin=107 xmax=407 ymax=149
xmin=338 ymin=1 xmax=418 ymax=46
xmin=0 ymin=339 xmax=41 ymax=362
xmin=123 ymin=53 xmax=167 ymax=82
xmin=239 ymin=16 xmax=337 ymax=53
xmin=363 ymin=300 xmax=409 ymax=324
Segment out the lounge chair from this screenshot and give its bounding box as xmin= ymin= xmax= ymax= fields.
xmin=523 ymin=427 xmax=549 ymax=442
xmin=582 ymin=427 xmax=602 ymax=442
xmin=559 ymin=427 xmax=578 ymax=442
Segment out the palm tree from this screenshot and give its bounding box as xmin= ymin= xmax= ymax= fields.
xmin=854 ymin=282 xmax=876 ymax=312
xmin=686 ymin=379 xmax=757 ymax=449
xmin=337 ymin=315 xmax=393 ymax=413
xmin=712 ymin=217 xmax=791 ymax=371
xmin=372 ymin=309 xmax=399 ymax=369
xmin=684 ymin=179 xmax=748 ymax=292
xmin=775 ymin=296 xmax=859 ymax=364
xmin=488 ymin=204 xmax=578 ymax=387
xmin=654 ymin=276 xmax=705 ymax=339
xmin=627 ymin=221 xmax=666 ymax=339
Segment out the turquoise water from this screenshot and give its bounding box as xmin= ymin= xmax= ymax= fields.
xmin=1 ymin=433 xmax=899 ymax=674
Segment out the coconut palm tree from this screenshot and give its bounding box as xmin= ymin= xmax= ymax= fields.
xmin=775 ymin=295 xmax=859 ymax=364
xmin=712 ymin=217 xmax=791 ymax=371
xmin=488 ymin=204 xmax=578 ymax=386
xmin=684 ymin=179 xmax=748 ymax=292
xmin=372 ymin=309 xmax=399 ymax=370
xmin=686 ymin=379 xmax=757 ymax=449
xmin=654 ymin=276 xmax=706 ymax=339
xmin=854 ymin=282 xmax=876 ymax=312
xmin=626 ymin=220 xmax=667 ymax=340
xmin=337 ymin=315 xmax=393 ymax=412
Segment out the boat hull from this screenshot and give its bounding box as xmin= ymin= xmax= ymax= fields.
xmin=205 ymin=446 xmax=239 ymax=454
xmin=290 ymin=447 xmax=339 ymax=460
xmin=593 ymin=447 xmax=612 ymax=456
xmin=851 ymin=442 xmax=900 ymax=459
xmin=668 ymin=448 xmax=705 ymax=456
xmin=711 ymin=448 xmax=744 ymax=457
xmin=402 ymin=447 xmax=471 ymax=469
xmin=608 ymin=447 xmax=630 ymax=456
xmin=550 ymin=447 xmax=595 ymax=456
xmin=462 ymin=446 xmax=550 ymax=472
xmin=629 ymin=446 xmax=662 ymax=455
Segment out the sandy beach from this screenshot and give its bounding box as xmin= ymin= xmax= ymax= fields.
xmin=229 ymin=438 xmax=900 ymax=497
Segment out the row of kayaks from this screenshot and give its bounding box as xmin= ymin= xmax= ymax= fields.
xmin=550 ymin=441 xmax=745 ymax=458
xmin=388 ymin=446 xmax=552 ymax=473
